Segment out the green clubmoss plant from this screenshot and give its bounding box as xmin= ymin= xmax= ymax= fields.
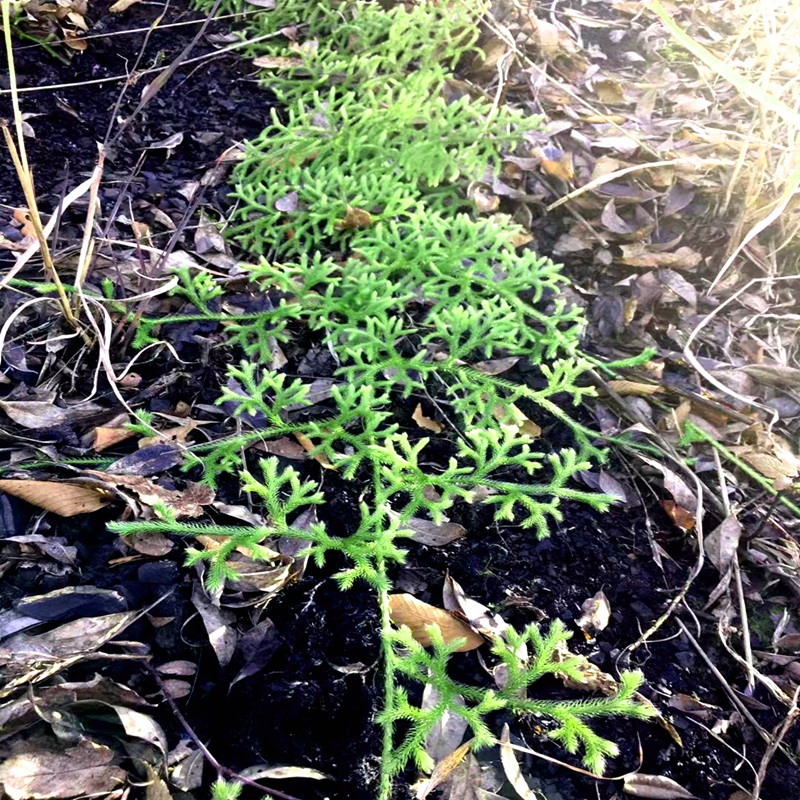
xmin=113 ymin=0 xmax=656 ymax=796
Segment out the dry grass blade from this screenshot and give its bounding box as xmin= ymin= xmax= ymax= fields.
xmin=0 ymin=0 xmax=76 ymax=327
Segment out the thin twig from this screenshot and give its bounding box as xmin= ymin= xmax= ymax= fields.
xmin=750 ymin=686 xmax=800 ymax=800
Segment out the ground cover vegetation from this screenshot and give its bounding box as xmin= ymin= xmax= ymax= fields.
xmin=110 ymin=0 xmax=655 ymax=794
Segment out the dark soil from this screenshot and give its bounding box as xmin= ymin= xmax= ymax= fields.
xmin=1 ymin=4 xmax=799 ymax=800
xmin=0 ymin=0 xmax=273 ymax=229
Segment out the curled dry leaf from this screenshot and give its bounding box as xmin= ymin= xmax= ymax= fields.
xmin=577 ymin=590 xmax=611 ymax=635
xmin=0 ymin=740 xmax=125 ymax=800
xmin=389 ymin=594 xmax=484 ymax=651
xmin=443 ymin=574 xmax=509 ymax=643
xmin=413 ymin=403 xmax=444 ymax=433
xmin=623 ymin=773 xmax=695 ymax=799
xmin=92 ymin=424 xmax=134 ymax=450
xmin=0 ymin=480 xmax=109 ymax=517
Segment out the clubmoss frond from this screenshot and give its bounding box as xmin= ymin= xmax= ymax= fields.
xmin=112 ymin=0 xmax=654 ymax=793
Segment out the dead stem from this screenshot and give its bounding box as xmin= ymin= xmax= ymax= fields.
xmin=750 ymin=686 xmax=800 ymax=800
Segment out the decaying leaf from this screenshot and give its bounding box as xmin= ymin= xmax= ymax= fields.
xmin=389 ymin=594 xmax=484 ymax=651
xmin=0 ymin=480 xmax=109 ymax=516
xmin=231 ymin=618 xmax=281 ymax=687
xmin=623 ymin=773 xmax=695 ymax=798
xmin=500 ymin=725 xmax=540 ymax=800
xmin=0 ymin=740 xmax=125 ymax=800
xmin=704 ymin=515 xmax=742 ymax=573
xmin=439 ymin=751 xmax=483 ymax=800
xmin=190 ymin=584 xmax=237 ymax=667
xmin=84 ymin=471 xmax=214 ymax=520
xmin=109 ymin=0 xmax=141 ymax=12
xmin=403 ymin=517 xmax=466 ymax=547
xmin=145 ymin=763 xmax=172 ymax=800
xmin=576 ymin=590 xmax=611 ymax=636
xmin=473 ymin=357 xmax=520 ymax=375
xmin=240 ymin=764 xmax=332 ymax=781
xmin=607 ymin=380 xmax=663 ymax=397
xmin=169 ymin=743 xmax=204 ymax=791
xmin=417 ymin=741 xmax=474 ymax=799
xmin=422 ymin=684 xmax=469 ymax=764
xmin=157 ymin=660 xmax=197 ymax=677
xmin=127 ymin=530 xmax=174 ymax=557
xmin=337 ymin=206 xmax=373 ymax=230
xmin=413 ymin=403 xmax=444 ymax=433
xmin=492 ymin=403 xmax=541 ymax=438
xmin=0 ymin=397 xmax=101 ymax=429
xmin=253 ymin=54 xmax=304 ymax=69
xmin=4 ymin=611 xmax=138 ymax=666
xmin=637 ymin=455 xmax=698 ymax=530
xmin=443 ymin=574 xmax=509 ymax=643
xmin=730 ymin=425 xmax=800 ymax=482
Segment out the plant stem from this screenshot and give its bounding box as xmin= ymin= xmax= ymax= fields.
xmin=377 ymin=569 xmax=396 ymax=800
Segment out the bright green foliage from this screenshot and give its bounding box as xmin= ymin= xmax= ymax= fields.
xmin=210 ymin=780 xmax=241 ymax=800
xmin=123 ymin=0 xmax=655 ymax=793
xmin=383 ymin=622 xmax=653 ymax=776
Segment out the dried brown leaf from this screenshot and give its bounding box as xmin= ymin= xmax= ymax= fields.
xmin=0 ymin=480 xmax=108 ymax=516
xmin=417 ymin=741 xmax=473 ymax=799
xmin=93 ymin=423 xmax=136 ymax=452
xmin=145 ymin=764 xmax=172 ymax=800
xmin=443 ymin=574 xmax=509 ymax=643
xmin=412 ymin=404 xmax=444 ymax=433
xmin=253 ymin=54 xmax=303 ymax=69
xmin=704 ymin=515 xmax=742 ymax=573
xmin=404 ymin=517 xmax=466 ymax=547
xmin=623 ymin=773 xmax=695 ymax=798
xmin=126 ymin=530 xmax=174 ymax=556
xmin=388 ymin=594 xmax=484 ymax=651
xmin=0 ymin=741 xmax=125 ymax=800
xmin=607 ymin=380 xmax=663 ymax=397
xmin=109 ymin=0 xmax=141 ymax=12
xmin=473 ymin=357 xmax=520 ymax=375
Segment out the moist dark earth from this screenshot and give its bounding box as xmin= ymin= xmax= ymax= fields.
xmin=1 ymin=3 xmax=799 ymax=800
